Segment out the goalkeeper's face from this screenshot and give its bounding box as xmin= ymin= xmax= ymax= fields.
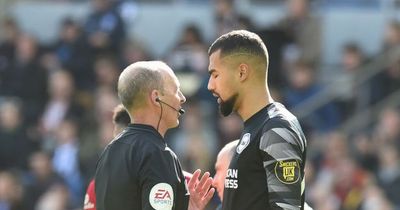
xmin=208 ymin=50 xmax=240 ymax=117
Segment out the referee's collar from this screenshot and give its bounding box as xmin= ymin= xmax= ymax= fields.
xmin=127 ymin=123 xmax=164 ymax=140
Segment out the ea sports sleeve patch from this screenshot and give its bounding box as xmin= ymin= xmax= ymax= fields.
xmin=149 ymin=183 xmax=174 ymax=210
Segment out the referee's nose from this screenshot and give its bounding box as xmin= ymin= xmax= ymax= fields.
xmin=179 ymin=90 xmax=186 ymax=104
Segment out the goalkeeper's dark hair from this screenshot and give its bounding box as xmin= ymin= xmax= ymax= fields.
xmin=208 ymin=30 xmax=269 ymax=70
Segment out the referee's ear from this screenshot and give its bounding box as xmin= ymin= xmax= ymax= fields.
xmin=150 ymin=90 xmax=161 ymax=106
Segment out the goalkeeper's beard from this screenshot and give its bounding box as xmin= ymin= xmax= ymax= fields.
xmin=219 ymin=93 xmax=238 ymax=117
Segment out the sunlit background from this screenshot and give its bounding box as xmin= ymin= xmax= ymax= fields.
xmin=0 ymin=0 xmax=399 ymax=209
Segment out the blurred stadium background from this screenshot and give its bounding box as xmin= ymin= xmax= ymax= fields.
xmin=0 ymin=0 xmax=400 ymax=209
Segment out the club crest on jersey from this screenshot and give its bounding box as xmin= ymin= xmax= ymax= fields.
xmin=274 ymin=159 xmax=300 ymax=184
xmin=236 ymin=133 xmax=251 ymax=154
xmin=149 ymin=183 xmax=174 ymax=210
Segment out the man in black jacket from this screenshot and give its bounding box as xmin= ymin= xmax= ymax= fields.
xmin=95 ymin=61 xmax=214 ymax=210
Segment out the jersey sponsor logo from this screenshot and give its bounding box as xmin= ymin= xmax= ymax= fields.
xmin=149 ymin=183 xmax=174 ymax=210
xmin=274 ymin=159 xmax=300 ymax=184
xmin=226 ymin=169 xmax=238 ymax=178
xmin=225 ymin=178 xmax=238 ymax=189
xmin=83 ymin=194 xmax=95 ymax=209
xmin=225 ymin=169 xmax=238 ymax=189
xmin=236 ymin=133 xmax=251 ymax=154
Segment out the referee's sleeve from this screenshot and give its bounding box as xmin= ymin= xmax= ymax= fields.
xmin=259 ymin=127 xmax=305 ymax=210
xmin=138 ymin=148 xmax=176 ymax=210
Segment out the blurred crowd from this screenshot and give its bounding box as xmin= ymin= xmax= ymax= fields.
xmin=0 ymin=0 xmax=399 ymax=209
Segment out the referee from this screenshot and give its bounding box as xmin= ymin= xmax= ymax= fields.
xmin=207 ymin=30 xmax=307 ymax=209
xmin=95 ymin=61 xmax=214 ymax=210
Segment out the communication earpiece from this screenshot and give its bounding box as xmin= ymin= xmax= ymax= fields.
xmin=155 ymin=97 xmax=185 ymax=115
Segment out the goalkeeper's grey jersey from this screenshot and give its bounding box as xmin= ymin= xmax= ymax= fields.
xmin=222 ymin=102 xmax=307 ymax=210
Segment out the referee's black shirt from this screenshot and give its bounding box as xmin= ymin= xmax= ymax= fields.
xmin=95 ymin=124 xmax=189 ymax=210
xmin=222 ymin=102 xmax=307 ymax=210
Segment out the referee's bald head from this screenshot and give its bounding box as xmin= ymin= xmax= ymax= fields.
xmin=118 ymin=61 xmax=169 ymax=111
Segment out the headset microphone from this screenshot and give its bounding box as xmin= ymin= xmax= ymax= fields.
xmin=156 ymin=97 xmax=185 ymax=115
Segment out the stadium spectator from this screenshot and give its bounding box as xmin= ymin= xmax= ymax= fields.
xmin=277 ymin=0 xmax=321 ymax=64
xmin=166 ymin=24 xmax=208 ymax=75
xmin=54 ymin=18 xmax=93 ymax=90
xmin=35 ymin=184 xmax=69 ymax=210
xmin=121 ymin=39 xmax=153 ymax=67
xmin=0 ymin=99 xmax=33 ymax=171
xmin=23 ymin=151 xmax=65 ymax=210
xmin=0 ymin=171 xmax=24 ymax=210
xmin=84 ymin=0 xmax=125 ymax=55
xmin=2 ymin=34 xmax=48 ymax=127
xmin=52 ymin=118 xmax=83 ymax=208
xmin=40 ymin=70 xmax=82 ymax=152
xmin=377 ymin=144 xmax=400 ymax=208
xmin=93 ymin=55 xmax=119 ymax=90
xmin=0 ymin=17 xmax=19 ymax=67
xmin=337 ymin=43 xmax=377 ymax=120
xmin=214 ymin=0 xmax=240 ymax=37
xmin=284 ymin=59 xmax=340 ymax=133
